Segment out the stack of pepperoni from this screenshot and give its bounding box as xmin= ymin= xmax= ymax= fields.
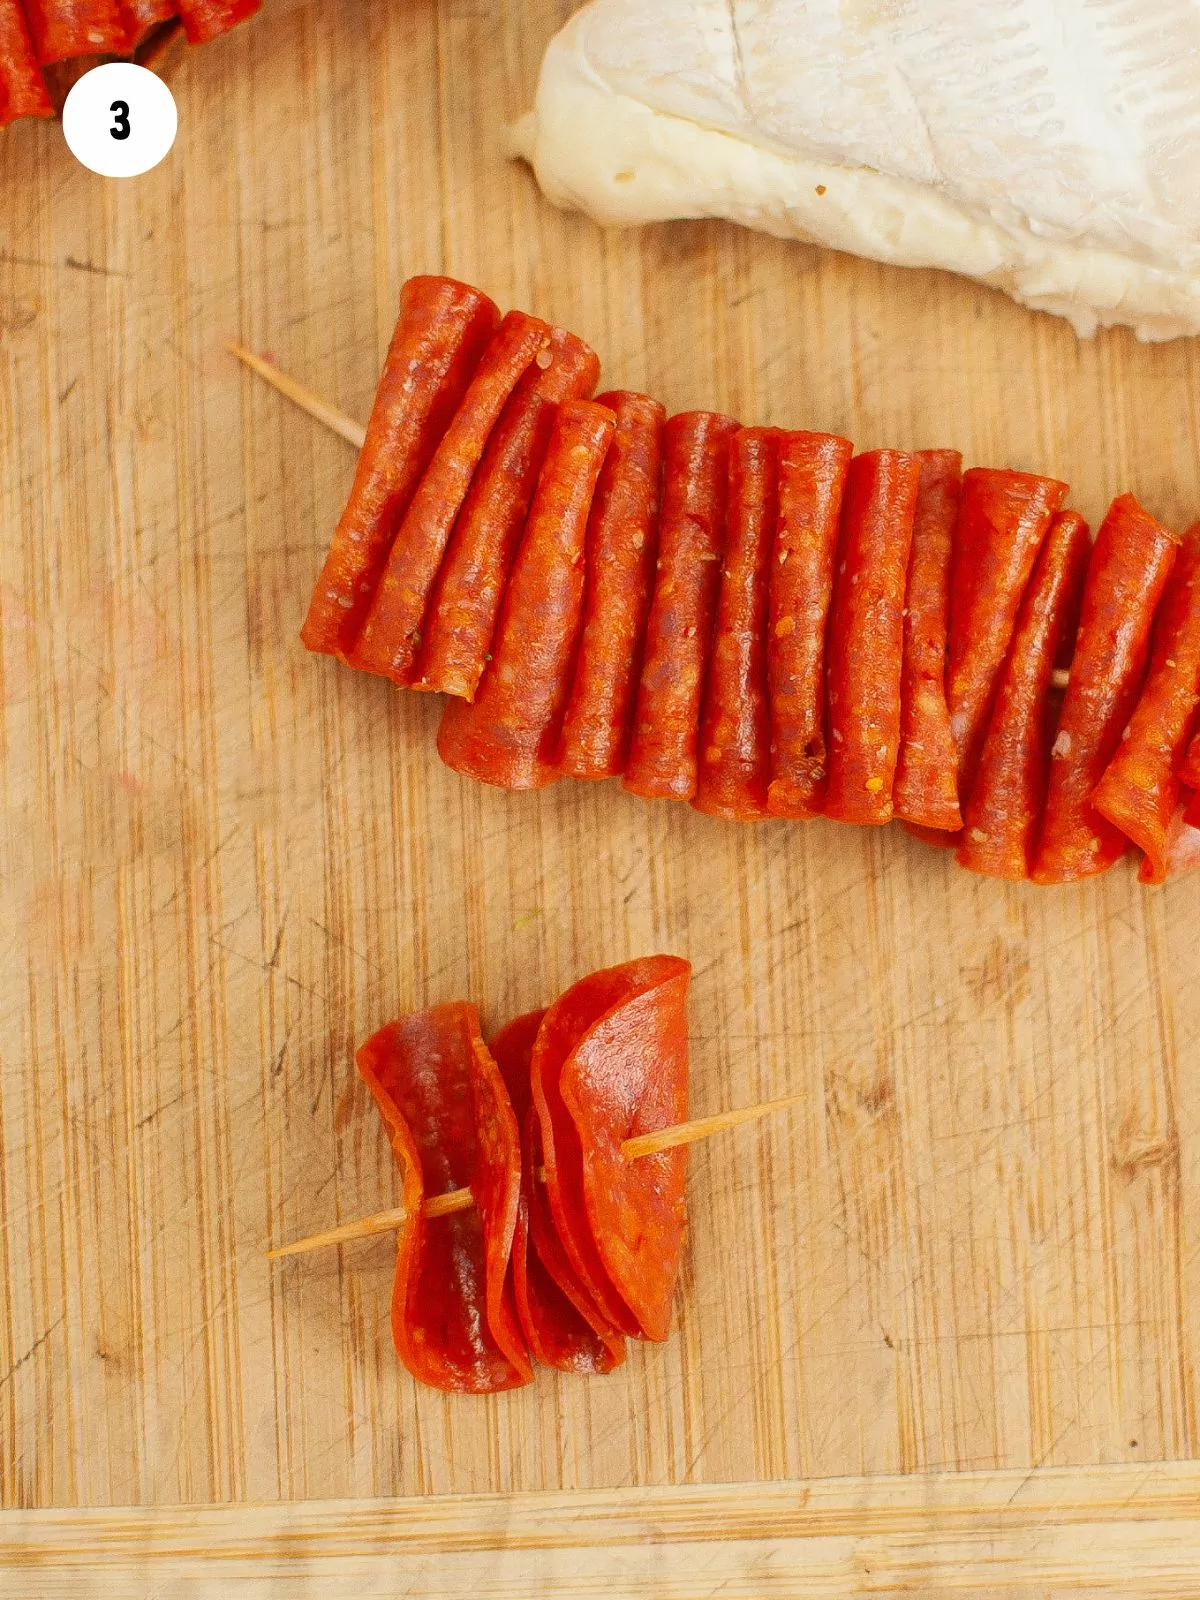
xmin=0 ymin=0 xmax=259 ymax=125
xmin=356 ymin=956 xmax=691 ymax=1393
xmin=304 ymin=276 xmax=1200 ymax=887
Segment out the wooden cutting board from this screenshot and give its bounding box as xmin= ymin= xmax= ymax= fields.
xmin=3 ymin=0 xmax=1200 ymax=1589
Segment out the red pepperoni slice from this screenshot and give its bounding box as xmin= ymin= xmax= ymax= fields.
xmin=524 ymin=1104 xmax=627 ymax=1368
xmin=355 ymin=1004 xmax=530 ymax=1394
xmin=947 ymin=469 xmax=1068 ymax=798
xmin=416 ymin=328 xmax=600 ymax=699
xmin=118 ymin=0 xmax=174 ymax=43
xmin=893 ymin=450 xmax=963 ymax=833
xmin=531 ymin=956 xmax=691 ymax=1342
xmin=1184 ymin=734 xmax=1200 ymax=791
xmin=693 ymin=427 xmax=779 ymax=820
xmin=437 ymin=399 xmax=615 ymax=789
xmin=957 ymin=510 xmax=1091 ymax=879
xmin=351 ymin=310 xmax=554 ymax=683
xmin=765 ymin=430 xmax=854 ymax=818
xmin=824 ymin=449 xmax=922 ymax=825
xmin=624 ymin=411 xmax=739 ymax=801
xmin=1162 ymin=799 xmax=1200 ymax=879
xmin=1092 ymin=526 xmax=1200 ymax=884
xmin=0 ymin=0 xmax=51 ymax=121
xmin=490 ymin=1012 xmax=624 ymax=1374
xmin=558 ymin=959 xmax=691 ymax=1342
xmin=175 ymin=0 xmax=257 ymax=42
xmin=22 ymin=0 xmax=129 ymax=62
xmin=468 ymin=1015 xmax=532 ymax=1385
xmin=559 ymin=391 xmax=666 ymax=780
xmin=1033 ymin=495 xmax=1179 ymax=885
xmin=947 ymin=470 xmax=1068 ymax=796
xmin=301 ymin=277 xmax=500 ymax=660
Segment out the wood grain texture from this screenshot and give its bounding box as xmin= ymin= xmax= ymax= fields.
xmin=2 ymin=0 xmax=1200 ymax=1548
xmin=4 ymin=1464 xmax=1200 ymax=1597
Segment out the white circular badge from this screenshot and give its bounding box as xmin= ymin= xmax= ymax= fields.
xmin=62 ymin=63 xmax=177 ymax=178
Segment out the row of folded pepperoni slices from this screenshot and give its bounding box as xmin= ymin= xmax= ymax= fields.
xmin=0 ymin=0 xmax=260 ymax=126
xmin=303 ymin=275 xmax=1200 ymax=887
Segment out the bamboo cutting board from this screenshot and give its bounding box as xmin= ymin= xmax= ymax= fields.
xmin=3 ymin=0 xmax=1200 ymax=1589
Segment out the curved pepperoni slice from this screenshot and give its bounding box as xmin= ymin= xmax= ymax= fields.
xmin=437 ymin=399 xmax=615 ymax=789
xmin=893 ymin=450 xmax=963 ymax=833
xmin=625 ymin=412 xmax=739 ymax=801
xmin=0 ymin=1 xmax=52 ymax=121
xmin=957 ymin=511 xmax=1091 ymax=879
xmin=1184 ymin=735 xmax=1200 ymax=791
xmin=301 ymin=277 xmax=500 ymax=660
xmin=824 ymin=450 xmax=922 ymax=825
xmin=559 ymin=391 xmax=666 ymax=779
xmin=175 ymin=0 xmax=259 ymax=43
xmin=416 ymin=328 xmax=600 ymax=699
xmin=946 ymin=468 xmax=1068 ymax=800
xmin=118 ymin=0 xmax=176 ymax=46
xmin=1162 ymin=799 xmax=1200 ymax=880
xmin=490 ymin=1013 xmax=624 ymax=1375
xmin=1034 ymin=496 xmax=1179 ymax=884
xmin=559 ymin=962 xmax=690 ymax=1343
xmin=468 ymin=1017 xmax=532 ymax=1385
xmin=1093 ymin=526 xmax=1200 ymax=885
xmin=526 ymin=1105 xmax=627 ymax=1371
xmin=22 ymin=0 xmax=129 ymax=61
xmin=694 ymin=427 xmax=779 ymax=820
xmin=355 ymin=1004 xmax=530 ymax=1394
xmin=765 ymin=430 xmax=854 ymax=818
xmin=531 ymin=956 xmax=691 ymax=1343
xmin=351 ymin=310 xmax=554 ymax=684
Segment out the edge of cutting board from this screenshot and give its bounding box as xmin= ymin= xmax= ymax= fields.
xmin=3 ymin=1461 xmax=1200 ymax=1596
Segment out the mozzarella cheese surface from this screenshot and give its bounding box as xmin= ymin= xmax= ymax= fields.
xmin=510 ymin=0 xmax=1200 ymax=340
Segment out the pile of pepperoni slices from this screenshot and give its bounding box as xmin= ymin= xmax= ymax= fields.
xmin=304 ymin=275 xmax=1200 ymax=887
xmin=0 ymin=0 xmax=259 ymax=124
xmin=357 ymin=957 xmax=690 ymax=1394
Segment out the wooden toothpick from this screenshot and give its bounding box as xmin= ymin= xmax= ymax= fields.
xmin=268 ymin=1090 xmax=805 ymax=1261
xmin=226 ymin=342 xmax=367 ymax=449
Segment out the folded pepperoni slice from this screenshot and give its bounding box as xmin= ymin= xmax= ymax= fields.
xmin=416 ymin=328 xmax=600 ymax=699
xmin=1033 ymin=495 xmax=1179 ymax=885
xmin=356 ymin=1004 xmax=530 ymax=1393
xmin=947 ymin=468 xmax=1068 ymax=799
xmin=1184 ymin=735 xmax=1200 ymax=791
xmin=0 ymin=0 xmax=52 ymax=122
xmin=175 ymin=0 xmax=258 ymax=42
xmin=351 ymin=310 xmax=555 ymax=684
xmin=825 ymin=449 xmax=922 ymax=825
xmin=525 ymin=1105 xmax=628 ymax=1367
xmin=1162 ymin=799 xmax=1200 ymax=879
xmin=893 ymin=450 xmax=963 ymax=833
xmin=694 ymin=427 xmax=779 ymax=820
xmin=492 ymin=1013 xmax=626 ymax=1375
xmin=119 ymin=0 xmax=174 ymax=44
xmin=957 ymin=510 xmax=1091 ymax=880
xmin=469 ymin=1017 xmax=532 ymax=1385
xmin=437 ymin=399 xmax=615 ymax=789
xmin=531 ymin=956 xmax=691 ymax=1344
xmin=559 ymin=391 xmax=666 ymax=780
xmin=301 ymin=277 xmax=500 ymax=660
xmin=558 ymin=961 xmax=690 ymax=1343
xmin=22 ymin=0 xmax=129 ymax=61
xmin=1093 ymin=526 xmax=1200 ymax=885
xmin=765 ymin=430 xmax=854 ymax=818
xmin=625 ymin=412 xmax=739 ymax=801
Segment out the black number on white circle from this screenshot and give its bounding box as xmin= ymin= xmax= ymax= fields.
xmin=110 ymin=100 xmax=131 ymax=141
